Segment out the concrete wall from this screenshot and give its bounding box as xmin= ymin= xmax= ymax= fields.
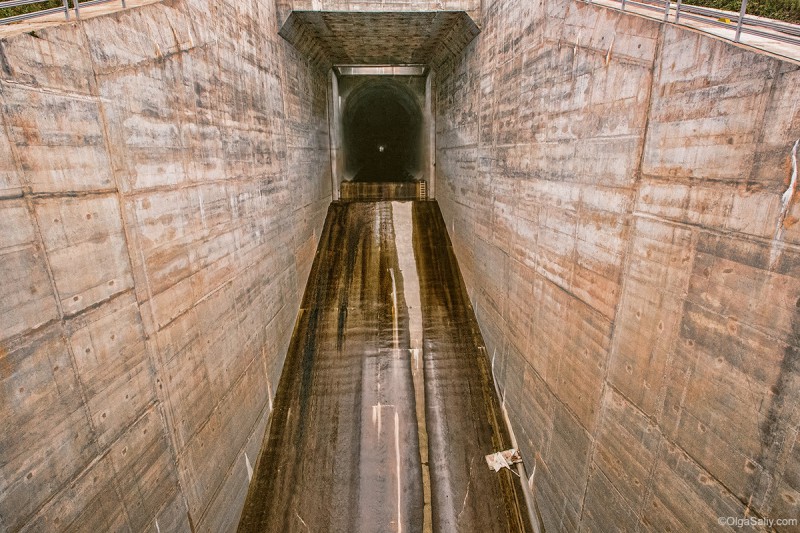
xmin=435 ymin=0 xmax=800 ymax=529
xmin=275 ymin=0 xmax=481 ymax=27
xmin=0 ymin=0 xmax=331 ymax=531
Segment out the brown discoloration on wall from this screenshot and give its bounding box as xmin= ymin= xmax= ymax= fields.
xmin=0 ymin=0 xmax=330 ymax=531
xmin=0 ymin=326 xmax=95 ymax=531
xmin=0 ymin=199 xmax=59 ymax=341
xmin=33 ymin=195 xmax=134 ymax=317
xmin=436 ymin=0 xmax=800 ymax=529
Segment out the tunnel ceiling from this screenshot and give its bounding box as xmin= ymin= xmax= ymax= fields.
xmin=278 ymin=11 xmax=480 ymax=68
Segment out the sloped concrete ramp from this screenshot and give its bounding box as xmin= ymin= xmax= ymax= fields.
xmin=238 ymin=200 xmax=531 ymax=532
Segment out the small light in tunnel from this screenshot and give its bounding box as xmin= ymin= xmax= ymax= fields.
xmin=342 ymin=78 xmax=424 ymax=183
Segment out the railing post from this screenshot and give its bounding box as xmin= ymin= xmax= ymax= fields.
xmin=121 ymin=0 xmax=126 ymax=7
xmin=735 ymin=0 xmax=748 ymax=41
xmin=664 ymin=0 xmax=671 ymax=21
xmin=675 ymin=0 xmax=683 ymax=22
xmin=63 ymin=0 xmax=70 ymax=19
xmin=73 ymin=0 xmax=80 ymax=19
xmin=621 ymin=0 xmax=626 ymax=11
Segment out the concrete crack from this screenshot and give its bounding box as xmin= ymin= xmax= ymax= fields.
xmin=295 ymin=509 xmax=309 ymax=531
xmin=457 ymin=457 xmax=476 ymax=524
xmin=605 ymin=33 xmax=616 ymax=66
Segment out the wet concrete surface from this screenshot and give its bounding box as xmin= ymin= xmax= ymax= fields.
xmin=238 ymin=200 xmax=531 ymax=533
xmin=339 ymin=182 xmax=427 ymax=201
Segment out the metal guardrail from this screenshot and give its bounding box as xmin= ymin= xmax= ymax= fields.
xmin=0 ymin=0 xmax=69 ymax=24
xmin=2 ymin=0 xmax=797 ymax=48
xmin=608 ymin=0 xmax=800 ymax=46
xmin=0 ymin=0 xmax=125 ymax=25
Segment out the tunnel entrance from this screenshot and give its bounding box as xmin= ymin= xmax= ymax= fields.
xmin=329 ymin=68 xmax=434 ymax=198
xmin=343 ymin=78 xmax=423 ymax=182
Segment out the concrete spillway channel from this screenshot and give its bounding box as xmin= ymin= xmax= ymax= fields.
xmin=238 ymin=197 xmax=532 ymax=532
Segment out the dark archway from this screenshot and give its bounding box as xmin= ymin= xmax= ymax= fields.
xmin=342 ymin=79 xmax=423 ymax=183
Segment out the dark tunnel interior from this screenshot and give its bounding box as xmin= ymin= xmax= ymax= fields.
xmin=343 ymin=79 xmax=423 ymax=183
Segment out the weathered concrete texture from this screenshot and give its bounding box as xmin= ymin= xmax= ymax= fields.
xmin=275 ymin=0 xmax=481 ymax=29
xmin=238 ymin=200 xmax=531 ymax=532
xmin=0 ymin=0 xmax=330 ymax=531
xmin=279 ymin=11 xmax=480 ymax=69
xmin=339 ymin=181 xmax=427 ymax=201
xmin=435 ymin=0 xmax=800 ymax=529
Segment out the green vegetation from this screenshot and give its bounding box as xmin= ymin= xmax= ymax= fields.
xmin=689 ymin=0 xmax=800 ymax=23
xmin=0 ymin=0 xmax=67 ymax=20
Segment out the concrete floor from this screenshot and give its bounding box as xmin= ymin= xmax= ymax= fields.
xmin=237 ymin=200 xmax=532 ymax=532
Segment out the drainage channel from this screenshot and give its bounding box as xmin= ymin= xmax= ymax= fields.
xmin=237 ymin=189 xmax=531 ymax=532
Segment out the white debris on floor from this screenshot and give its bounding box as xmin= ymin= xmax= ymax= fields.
xmin=485 ymin=449 xmax=523 ymax=473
